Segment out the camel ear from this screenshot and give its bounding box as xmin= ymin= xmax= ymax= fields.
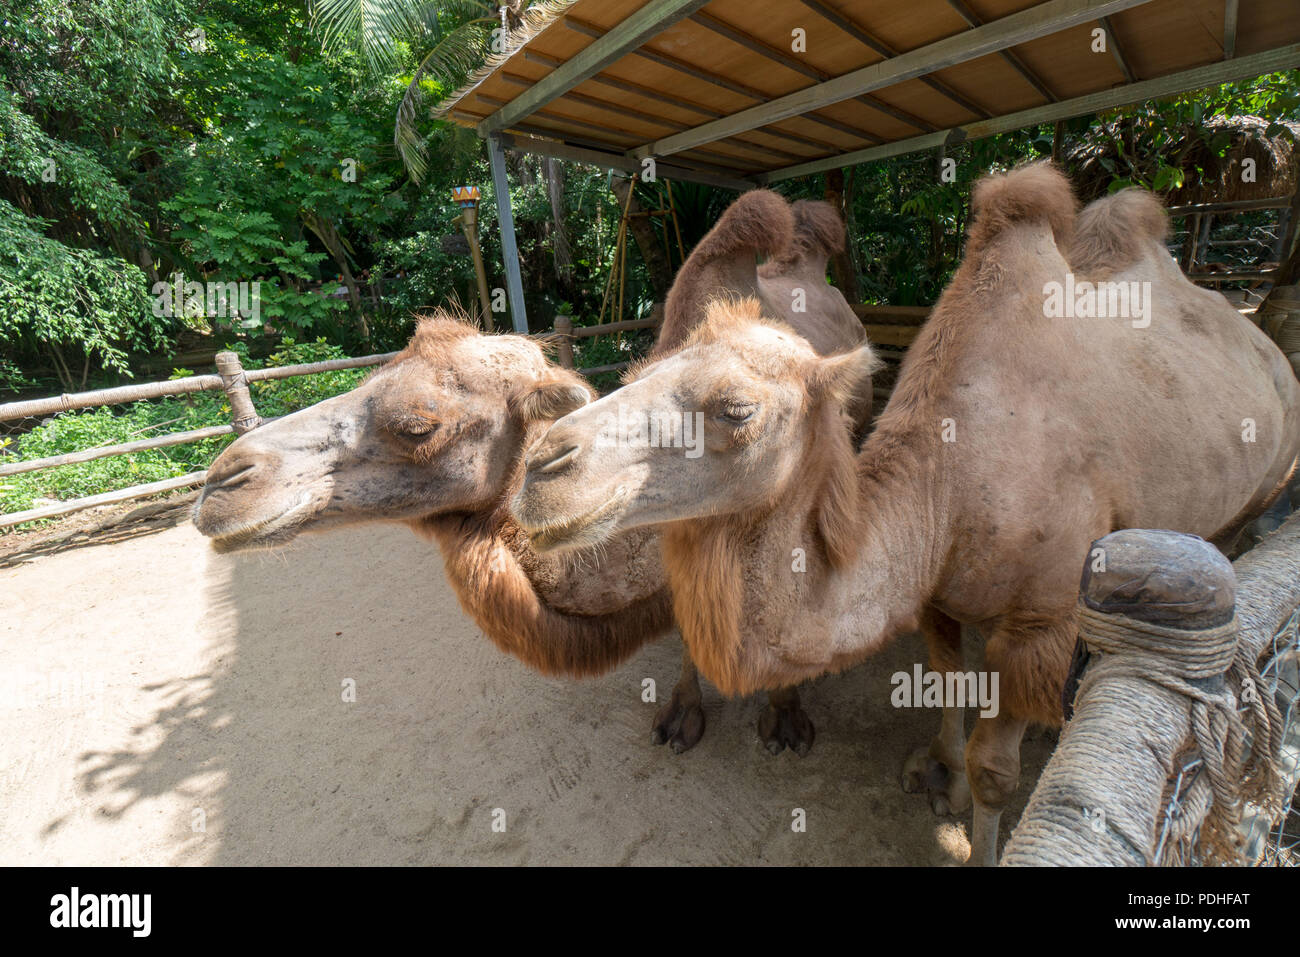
xmin=510 ymin=369 xmax=595 ymax=424
xmin=809 ymin=344 xmax=880 ymax=408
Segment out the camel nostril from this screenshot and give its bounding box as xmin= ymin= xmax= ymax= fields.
xmin=528 ymin=444 xmax=581 ymax=475
xmin=208 ymin=463 xmax=256 ymax=490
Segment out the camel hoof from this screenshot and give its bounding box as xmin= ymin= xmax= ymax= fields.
xmin=901 ymin=747 xmax=969 ymax=814
xmin=757 ymin=700 xmax=816 ymax=757
xmin=651 ymin=696 xmax=705 ymax=753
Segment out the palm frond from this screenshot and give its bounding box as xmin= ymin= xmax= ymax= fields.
xmin=310 ymin=0 xmax=444 ymax=71
xmin=395 ymin=19 xmax=494 ymax=183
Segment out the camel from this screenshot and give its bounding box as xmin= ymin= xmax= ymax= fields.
xmin=659 ymin=193 xmax=866 ymax=359
xmin=192 ymin=188 xmax=865 ymax=755
xmin=649 ymin=189 xmax=868 ymax=755
xmin=193 ymin=314 xmax=673 ymax=678
xmin=510 ymin=164 xmax=1300 ymax=864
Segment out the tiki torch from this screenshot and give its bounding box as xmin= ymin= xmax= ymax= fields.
xmin=452 ymin=186 xmax=493 ymax=328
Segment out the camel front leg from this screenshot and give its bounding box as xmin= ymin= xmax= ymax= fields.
xmin=651 ymin=645 xmax=706 ymax=753
xmin=965 ymin=711 xmax=1029 ymax=866
xmin=902 ymin=704 xmax=969 ymax=814
xmin=757 ymin=684 xmax=815 ymax=756
xmin=901 ymin=612 xmax=971 ymax=814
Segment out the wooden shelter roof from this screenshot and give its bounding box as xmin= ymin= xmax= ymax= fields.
xmin=437 ymin=0 xmax=1300 ymax=189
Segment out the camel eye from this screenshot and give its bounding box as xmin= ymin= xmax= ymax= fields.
xmin=391 ymin=417 xmax=438 ymax=438
xmin=717 ymin=404 xmax=757 ymax=425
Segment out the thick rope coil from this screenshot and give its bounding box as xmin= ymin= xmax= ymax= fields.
xmin=1076 ymin=604 xmax=1263 ymax=864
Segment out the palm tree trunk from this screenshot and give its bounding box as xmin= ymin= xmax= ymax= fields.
xmin=544 ymin=157 xmax=573 ymax=289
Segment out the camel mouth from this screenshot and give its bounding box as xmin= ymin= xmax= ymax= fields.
xmin=521 ymin=486 xmax=630 ymax=554
xmin=196 ymin=491 xmax=319 ymax=553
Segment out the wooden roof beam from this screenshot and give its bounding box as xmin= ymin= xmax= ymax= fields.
xmin=1098 ymin=15 xmax=1136 ymax=83
xmin=477 ymin=93 xmax=758 ymax=175
xmin=521 ymin=47 xmax=842 ymax=153
xmin=493 ymin=132 xmax=756 ymax=192
xmin=760 ymin=43 xmax=1300 ymax=183
xmin=635 ymin=0 xmax=1156 ymax=162
xmin=507 ymin=63 xmax=810 ymax=162
xmin=477 ymin=0 xmax=714 ymax=136
xmin=797 ymin=0 xmax=993 ymax=119
xmin=689 ymin=9 xmax=938 ymax=133
xmin=560 ymin=16 xmax=886 ymax=146
xmin=943 ymin=0 xmax=1058 ymax=102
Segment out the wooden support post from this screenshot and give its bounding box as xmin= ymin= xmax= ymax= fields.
xmin=215 ymin=351 xmax=261 ymax=434
xmin=488 ymin=134 xmax=529 ymax=334
xmin=554 ymin=316 xmax=575 ymax=369
xmin=1183 ymin=212 xmax=1202 ymax=272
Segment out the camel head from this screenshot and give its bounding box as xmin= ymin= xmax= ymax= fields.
xmin=193 ymin=311 xmax=593 ymax=552
xmin=512 ymin=298 xmax=878 ymax=553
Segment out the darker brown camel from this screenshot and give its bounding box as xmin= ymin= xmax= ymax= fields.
xmin=512 ymin=164 xmax=1300 ymax=863
xmin=193 ymin=189 xmax=865 ymax=756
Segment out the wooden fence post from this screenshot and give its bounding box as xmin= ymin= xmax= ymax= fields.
xmin=215 ymin=351 xmax=261 ymax=434
xmin=554 ymin=315 xmax=575 ymax=370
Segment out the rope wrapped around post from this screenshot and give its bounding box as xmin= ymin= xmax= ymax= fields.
xmin=215 ymin=351 xmax=262 ymax=435
xmin=1002 ymin=529 xmax=1278 ymax=866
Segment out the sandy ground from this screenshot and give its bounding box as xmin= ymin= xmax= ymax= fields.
xmin=0 ymin=520 xmax=1052 ymax=865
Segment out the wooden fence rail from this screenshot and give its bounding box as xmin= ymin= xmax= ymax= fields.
xmin=551 ymin=314 xmax=661 ymax=377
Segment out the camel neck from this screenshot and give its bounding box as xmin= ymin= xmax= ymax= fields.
xmin=661 ymin=422 xmax=946 ymax=697
xmin=422 ymin=502 xmax=672 ymax=679
xmin=842 ymin=434 xmax=949 ymax=643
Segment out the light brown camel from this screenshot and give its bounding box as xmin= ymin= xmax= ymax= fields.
xmin=650 ymin=189 xmax=869 ymax=755
xmin=511 ymin=164 xmax=1300 ymax=864
xmin=192 ymin=188 xmax=865 ymax=755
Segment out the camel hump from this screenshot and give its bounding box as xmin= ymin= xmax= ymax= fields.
xmin=655 ymin=190 xmax=794 ymax=355
xmin=784 ymin=199 xmax=846 ymax=260
xmin=1069 ymin=188 xmax=1171 ymax=275
xmin=967 ymin=162 xmax=1077 ymax=256
xmin=693 ymin=188 xmax=795 ymax=262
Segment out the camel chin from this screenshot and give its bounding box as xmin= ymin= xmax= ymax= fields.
xmin=517 ymin=487 xmax=630 ymax=555
xmin=197 ymin=492 xmax=320 ymax=554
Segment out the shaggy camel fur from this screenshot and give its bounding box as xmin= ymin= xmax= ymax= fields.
xmin=512 ymin=164 xmax=1300 ymax=864
xmin=650 ymin=189 xmax=869 ymax=755
xmin=193 ymin=190 xmax=863 ymax=754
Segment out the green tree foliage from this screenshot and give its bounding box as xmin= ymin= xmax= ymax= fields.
xmin=0 ymin=199 xmax=163 ymax=387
